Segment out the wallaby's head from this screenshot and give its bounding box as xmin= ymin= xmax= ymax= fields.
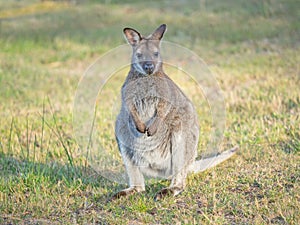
xmin=123 ymin=24 xmax=167 ymax=75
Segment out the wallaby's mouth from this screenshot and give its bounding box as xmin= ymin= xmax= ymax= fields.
xmin=145 ymin=69 xmax=154 ymax=75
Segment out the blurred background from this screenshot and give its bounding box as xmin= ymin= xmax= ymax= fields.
xmin=0 ymin=0 xmax=298 ymax=113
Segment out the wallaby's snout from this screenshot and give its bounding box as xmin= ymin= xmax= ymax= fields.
xmin=143 ymin=61 xmax=154 ymax=75
xmin=123 ymin=24 xmax=167 ymax=76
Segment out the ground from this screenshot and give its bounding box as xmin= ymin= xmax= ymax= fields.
xmin=0 ymin=0 xmax=299 ymax=224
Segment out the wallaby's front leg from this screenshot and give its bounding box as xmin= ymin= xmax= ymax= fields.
xmin=112 ymin=146 xmax=145 ymax=200
xmin=146 ymin=117 xmax=161 ymax=136
xmin=127 ymin=102 xmax=146 ymax=133
xmin=147 ymin=100 xmax=171 ymax=136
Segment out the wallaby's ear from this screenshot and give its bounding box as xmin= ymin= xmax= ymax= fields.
xmin=151 ymin=24 xmax=167 ymax=40
xmin=123 ymin=28 xmax=142 ymax=46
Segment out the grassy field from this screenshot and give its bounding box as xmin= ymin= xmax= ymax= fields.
xmin=0 ymin=0 xmax=299 ymax=224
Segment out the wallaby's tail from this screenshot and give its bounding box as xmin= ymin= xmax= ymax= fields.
xmin=189 ymin=146 xmax=238 ymax=173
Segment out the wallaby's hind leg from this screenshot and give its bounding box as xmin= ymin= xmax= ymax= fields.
xmin=154 ymin=131 xmax=193 ymax=201
xmin=112 ymin=143 xmax=145 ymax=200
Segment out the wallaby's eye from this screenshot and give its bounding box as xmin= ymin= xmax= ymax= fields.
xmin=136 ymin=53 xmax=142 ymax=58
xmin=154 ymin=52 xmax=159 ymax=57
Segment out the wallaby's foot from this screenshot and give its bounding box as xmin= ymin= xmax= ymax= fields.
xmin=154 ymin=187 xmax=183 ymax=201
xmin=111 ymin=186 xmax=145 ymax=200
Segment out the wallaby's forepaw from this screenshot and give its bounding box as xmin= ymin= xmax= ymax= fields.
xmin=136 ymin=123 xmax=146 ymax=134
xmin=111 ymin=187 xmax=144 ymax=201
xmin=146 ymin=118 xmax=161 ymax=136
xmin=154 ymin=187 xmax=183 ymax=201
xmin=146 ymin=125 xmax=157 ymax=136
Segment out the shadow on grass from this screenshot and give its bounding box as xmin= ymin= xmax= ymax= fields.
xmin=0 ymin=152 xmax=123 ymax=197
xmin=0 ymin=151 xmax=172 ymax=200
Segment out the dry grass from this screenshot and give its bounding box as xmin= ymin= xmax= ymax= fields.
xmin=0 ymin=0 xmax=299 ymax=224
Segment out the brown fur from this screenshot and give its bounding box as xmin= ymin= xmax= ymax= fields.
xmin=114 ymin=24 xmax=199 ymax=200
xmin=114 ymin=24 xmax=237 ymax=200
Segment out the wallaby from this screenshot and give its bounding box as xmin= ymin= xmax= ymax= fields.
xmin=114 ymin=24 xmax=237 ymax=200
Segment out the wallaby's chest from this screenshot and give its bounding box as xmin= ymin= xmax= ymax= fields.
xmin=134 ymin=97 xmax=158 ymax=121
xmin=123 ymin=76 xmax=163 ymax=121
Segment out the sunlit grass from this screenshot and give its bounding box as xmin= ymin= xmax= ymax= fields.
xmin=0 ymin=0 xmax=299 ymax=224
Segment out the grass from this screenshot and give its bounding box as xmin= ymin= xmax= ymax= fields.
xmin=0 ymin=0 xmax=299 ymax=224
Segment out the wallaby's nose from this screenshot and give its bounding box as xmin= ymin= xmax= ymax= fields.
xmin=143 ymin=62 xmax=154 ymax=74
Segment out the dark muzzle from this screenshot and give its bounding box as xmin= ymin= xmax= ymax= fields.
xmin=143 ymin=62 xmax=154 ymax=75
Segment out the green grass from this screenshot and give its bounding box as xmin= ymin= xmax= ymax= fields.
xmin=0 ymin=0 xmax=299 ymax=224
